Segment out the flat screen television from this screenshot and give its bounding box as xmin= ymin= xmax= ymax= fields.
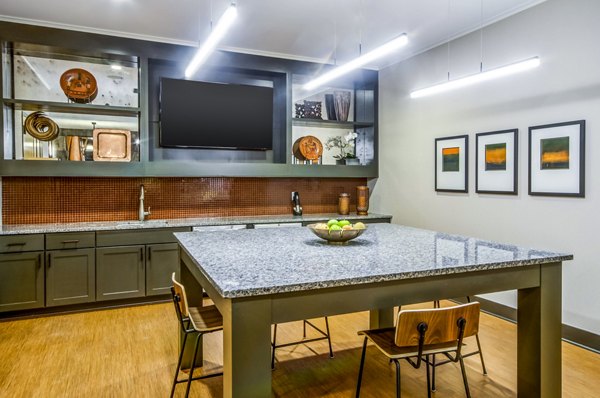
xmin=159 ymin=78 xmax=273 ymax=150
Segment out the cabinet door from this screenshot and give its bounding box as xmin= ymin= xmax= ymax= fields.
xmin=46 ymin=248 xmax=95 ymax=307
xmin=146 ymin=243 xmax=179 ymax=296
xmin=96 ymin=245 xmax=145 ymax=301
xmin=0 ymin=252 xmax=44 ymax=312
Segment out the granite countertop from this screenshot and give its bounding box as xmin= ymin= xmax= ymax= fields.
xmin=0 ymin=213 xmax=391 ymax=235
xmin=175 ymin=223 xmax=573 ymax=299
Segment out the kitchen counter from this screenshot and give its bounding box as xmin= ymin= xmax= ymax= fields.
xmin=0 ymin=213 xmax=391 ymax=235
xmin=175 ymin=223 xmax=572 ymax=298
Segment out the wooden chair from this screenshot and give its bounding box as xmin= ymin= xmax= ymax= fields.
xmin=355 ymin=302 xmax=480 ymax=398
xmin=170 ymin=273 xmax=223 ymax=398
xmin=271 ymin=318 xmax=334 ymax=369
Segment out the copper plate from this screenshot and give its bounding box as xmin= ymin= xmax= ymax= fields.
xmin=60 ymin=68 xmax=98 ymax=104
xmin=92 ymin=129 xmax=131 ymax=162
xmin=293 ymin=135 xmax=323 ymax=161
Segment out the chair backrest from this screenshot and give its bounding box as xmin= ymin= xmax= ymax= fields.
xmin=394 ymin=302 xmax=480 ymax=347
xmin=171 ymin=272 xmax=190 ymax=319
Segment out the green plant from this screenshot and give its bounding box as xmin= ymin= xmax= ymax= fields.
xmin=324 ymin=132 xmax=358 ymax=159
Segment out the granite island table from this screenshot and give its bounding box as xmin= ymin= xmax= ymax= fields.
xmin=175 ymin=223 xmax=572 ymax=398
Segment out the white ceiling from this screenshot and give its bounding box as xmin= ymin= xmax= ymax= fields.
xmin=0 ymin=0 xmax=546 ymax=69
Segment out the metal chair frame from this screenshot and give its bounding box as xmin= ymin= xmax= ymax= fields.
xmin=170 ymin=287 xmax=223 ymax=398
xmin=271 ymin=317 xmax=334 ymax=369
xmin=356 ymin=311 xmax=473 ymax=398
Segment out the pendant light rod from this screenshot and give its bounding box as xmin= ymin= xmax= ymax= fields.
xmin=303 ymin=34 xmax=408 ymax=91
xmin=410 ymin=56 xmax=540 ymax=99
xmin=185 ymin=3 xmax=237 ymax=78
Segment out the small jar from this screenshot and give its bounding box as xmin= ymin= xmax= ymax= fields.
xmin=356 ymin=186 xmax=369 ymax=216
xmin=338 ymin=193 xmax=350 ymax=215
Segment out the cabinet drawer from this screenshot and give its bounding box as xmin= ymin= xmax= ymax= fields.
xmin=96 ymin=227 xmax=191 ymax=247
xmin=46 ymin=232 xmax=95 ymax=250
xmin=0 ymin=234 xmax=44 ymax=253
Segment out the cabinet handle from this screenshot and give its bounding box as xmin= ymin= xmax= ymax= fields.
xmin=140 ymin=247 xmax=143 ymax=262
xmin=38 ymin=253 xmax=42 ymax=268
xmin=61 ymin=239 xmax=80 ymax=244
xmin=47 ymin=253 xmax=52 ymax=268
xmin=148 ymin=247 xmax=152 ymax=261
xmin=7 ymin=242 xmax=26 ymax=246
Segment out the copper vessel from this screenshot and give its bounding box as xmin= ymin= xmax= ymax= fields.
xmin=338 ymin=193 xmax=350 ymax=215
xmin=356 ymin=186 xmax=369 ymax=216
xmin=65 ymin=136 xmax=88 ymax=161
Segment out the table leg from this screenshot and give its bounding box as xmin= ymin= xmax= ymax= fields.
xmin=517 ymin=262 xmax=562 ymax=398
xmin=369 ymin=308 xmax=395 ymax=328
xmin=180 ymin=259 xmax=203 ymax=369
xmin=223 ymin=297 xmax=272 ymax=398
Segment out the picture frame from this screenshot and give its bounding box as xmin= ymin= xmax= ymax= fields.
xmin=528 ymin=120 xmax=585 ymax=197
xmin=476 ymin=129 xmax=518 ymax=195
xmin=435 ymin=135 xmax=468 ymax=193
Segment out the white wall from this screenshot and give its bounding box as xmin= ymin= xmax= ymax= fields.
xmin=373 ymin=0 xmax=600 ymax=334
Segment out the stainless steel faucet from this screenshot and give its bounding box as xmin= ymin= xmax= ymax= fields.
xmin=291 ymin=191 xmax=302 ymax=216
xmin=139 ymin=185 xmax=151 ymax=221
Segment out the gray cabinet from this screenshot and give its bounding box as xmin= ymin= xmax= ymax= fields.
xmin=46 ymin=248 xmax=95 ymax=307
xmin=146 ymin=243 xmax=179 ymax=296
xmin=0 ymin=252 xmax=44 ymax=312
xmin=96 ymin=245 xmax=145 ymax=301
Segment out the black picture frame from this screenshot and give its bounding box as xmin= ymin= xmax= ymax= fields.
xmin=475 ymin=129 xmax=519 ymax=195
xmin=528 ymin=120 xmax=585 ymax=197
xmin=435 ymin=135 xmax=469 ymax=193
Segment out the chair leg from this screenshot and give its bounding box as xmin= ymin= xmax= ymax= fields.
xmin=324 ymin=317 xmax=334 ymax=358
xmin=355 ymin=337 xmax=368 ymax=398
xmin=271 ymin=324 xmax=278 ymax=370
xmin=431 ymin=354 xmax=436 ymax=392
xmin=433 ymin=300 xmax=440 ymax=309
xmin=170 ymin=332 xmax=188 ymax=398
xmin=458 ymin=354 xmax=471 ymax=398
xmin=425 ymin=355 xmax=431 ymax=398
xmin=303 ymin=319 xmax=307 ymax=338
xmin=394 ymin=359 xmax=401 ymax=398
xmin=185 ymin=333 xmax=202 ymax=398
xmin=474 ymin=333 xmax=488 ymax=375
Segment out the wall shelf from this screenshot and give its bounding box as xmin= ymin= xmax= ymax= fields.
xmin=3 ymin=99 xmax=141 ymax=117
xmin=291 ymin=118 xmax=373 ymax=129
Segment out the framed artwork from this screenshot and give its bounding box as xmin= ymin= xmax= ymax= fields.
xmin=476 ymin=129 xmax=518 ymax=195
xmin=434 ymin=234 xmax=468 ymax=268
xmin=528 ymin=120 xmax=585 ymax=197
xmin=435 ymin=135 xmax=468 ymax=193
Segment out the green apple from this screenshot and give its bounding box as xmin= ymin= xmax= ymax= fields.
xmin=338 ymin=220 xmax=351 ymax=227
xmin=329 ymin=224 xmax=342 ymax=231
xmin=327 ymin=219 xmax=339 ymax=228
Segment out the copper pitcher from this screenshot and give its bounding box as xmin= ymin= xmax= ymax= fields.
xmin=65 ymin=136 xmax=88 ymax=161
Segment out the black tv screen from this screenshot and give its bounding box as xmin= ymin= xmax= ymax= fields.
xmin=159 ymin=78 xmax=273 ymax=150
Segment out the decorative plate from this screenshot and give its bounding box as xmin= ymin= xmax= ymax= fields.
xmin=92 ymin=129 xmax=131 ymax=162
xmin=60 ymin=68 xmax=98 ymax=103
xmin=293 ymin=135 xmax=323 ymax=161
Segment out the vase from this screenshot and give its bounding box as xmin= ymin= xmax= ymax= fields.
xmin=333 ymin=91 xmax=351 ymax=122
xmin=324 ymin=94 xmax=337 ymax=120
xmin=356 ymin=186 xmax=369 ymax=216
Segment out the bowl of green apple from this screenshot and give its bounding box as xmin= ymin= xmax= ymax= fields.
xmin=307 ymin=219 xmax=367 ymax=245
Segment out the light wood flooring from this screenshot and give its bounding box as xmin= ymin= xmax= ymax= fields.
xmin=0 ymin=300 xmax=598 ymax=397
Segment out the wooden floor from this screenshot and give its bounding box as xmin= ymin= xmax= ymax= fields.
xmin=0 ymin=301 xmax=598 ymax=397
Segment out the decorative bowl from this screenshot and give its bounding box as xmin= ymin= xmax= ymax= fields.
xmin=306 ymin=223 xmax=367 ymax=245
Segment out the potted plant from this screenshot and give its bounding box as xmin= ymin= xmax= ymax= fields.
xmin=325 ymin=132 xmax=361 ymax=165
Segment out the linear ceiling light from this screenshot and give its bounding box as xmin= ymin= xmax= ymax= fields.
xmin=410 ymin=56 xmax=540 ymax=99
xmin=303 ymin=34 xmax=408 ymax=91
xmin=184 ymin=3 xmax=237 ymax=78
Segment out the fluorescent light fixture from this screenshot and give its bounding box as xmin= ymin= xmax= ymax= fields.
xmin=110 ymin=64 xmax=123 ymax=70
xmin=303 ymin=34 xmax=408 ymax=91
xmin=184 ymin=4 xmax=237 ymax=78
xmin=410 ymin=57 xmax=540 ymax=99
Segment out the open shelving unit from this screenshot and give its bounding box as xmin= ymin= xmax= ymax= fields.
xmin=0 ymin=20 xmax=378 ymax=178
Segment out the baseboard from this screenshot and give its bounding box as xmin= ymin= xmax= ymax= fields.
xmin=452 ymin=296 xmax=600 ymax=354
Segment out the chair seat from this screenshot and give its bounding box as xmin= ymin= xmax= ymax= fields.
xmin=358 ymin=328 xmax=458 ymax=359
xmin=189 ymin=305 xmax=223 ymax=332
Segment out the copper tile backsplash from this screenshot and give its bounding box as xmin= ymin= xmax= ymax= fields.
xmin=2 ymin=177 xmax=367 ymax=225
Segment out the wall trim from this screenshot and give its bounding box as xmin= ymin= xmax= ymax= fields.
xmin=452 ymin=296 xmax=600 ymax=354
